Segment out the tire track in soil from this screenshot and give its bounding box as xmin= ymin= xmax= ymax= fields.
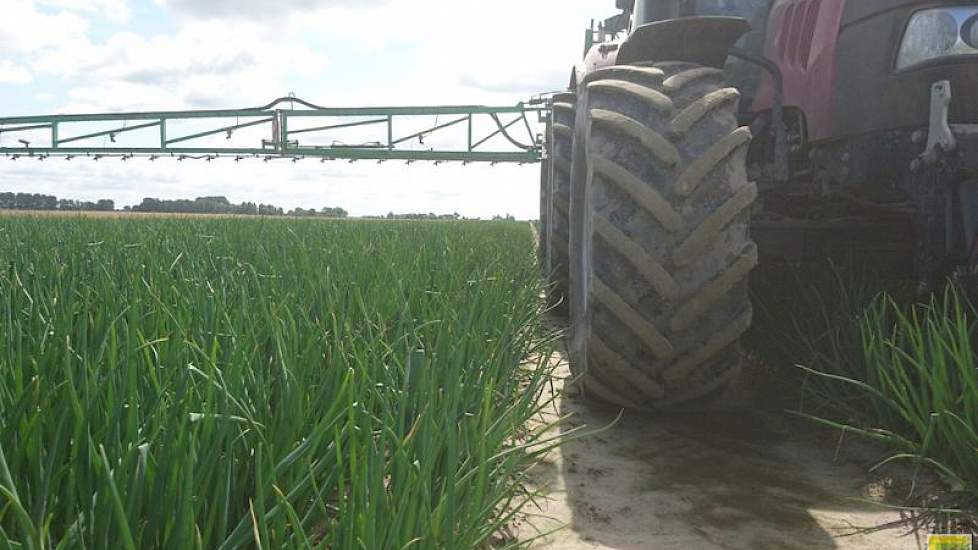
xmin=517 ymin=340 xmax=928 ymax=550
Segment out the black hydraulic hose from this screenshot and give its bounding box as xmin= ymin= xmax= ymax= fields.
xmin=249 ymin=96 xmax=331 ymax=111
xmin=728 ymin=46 xmax=788 ymax=183
xmin=490 ymin=113 xmax=535 ymax=151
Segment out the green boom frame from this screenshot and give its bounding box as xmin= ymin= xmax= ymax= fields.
xmin=0 ymin=97 xmax=547 ymax=163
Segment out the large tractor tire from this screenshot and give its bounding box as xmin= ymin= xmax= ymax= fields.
xmin=570 ymin=62 xmax=757 ymax=409
xmin=542 ymin=92 xmax=577 ymax=314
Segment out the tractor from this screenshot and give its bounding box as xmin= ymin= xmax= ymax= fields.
xmin=540 ymin=0 xmax=978 ymax=409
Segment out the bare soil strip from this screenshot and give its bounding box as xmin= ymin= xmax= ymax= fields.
xmin=518 ymin=350 xmax=928 ymax=550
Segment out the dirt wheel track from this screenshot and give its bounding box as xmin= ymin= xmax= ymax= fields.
xmin=517 ymin=350 xmax=928 ymax=550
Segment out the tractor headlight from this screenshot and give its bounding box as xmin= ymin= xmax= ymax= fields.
xmin=896 ymin=7 xmax=978 ymax=70
xmin=963 ymin=14 xmax=978 ymax=49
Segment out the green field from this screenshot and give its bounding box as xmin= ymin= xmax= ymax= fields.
xmin=0 ymin=217 xmax=555 ymax=549
xmin=752 ymin=265 xmax=978 ymax=521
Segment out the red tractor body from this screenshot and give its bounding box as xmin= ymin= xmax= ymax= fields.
xmin=755 ymin=1 xmax=978 ymax=141
xmin=540 ymin=0 xmax=978 ymax=409
xmin=594 ymin=0 xmax=978 ymax=282
xmin=751 ymin=0 xmax=844 ymax=142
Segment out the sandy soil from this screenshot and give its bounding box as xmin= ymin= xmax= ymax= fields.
xmin=517 ymin=351 xmax=931 ymax=550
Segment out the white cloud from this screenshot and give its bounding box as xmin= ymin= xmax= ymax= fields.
xmin=1 ymin=1 xmax=90 ymax=53
xmin=37 ymin=0 xmax=130 ymax=23
xmin=279 ymin=0 xmax=599 ymax=105
xmin=157 ymin=0 xmax=385 ymax=19
xmin=0 ymin=61 xmax=33 ymax=85
xmin=30 ymin=21 xmax=327 ymax=112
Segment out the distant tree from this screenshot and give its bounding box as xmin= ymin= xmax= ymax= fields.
xmin=96 ymin=199 xmax=114 ymax=211
xmin=196 ymin=196 xmax=230 ymax=206
xmin=172 ymin=199 xmax=195 ymax=213
xmin=382 ymin=211 xmax=470 ymax=220
xmin=14 ymin=193 xmax=31 ymax=209
xmin=194 ymin=197 xmax=232 ymax=213
xmin=134 ymin=198 xmax=163 ymax=212
xmin=319 ymin=207 xmax=348 ymax=218
xmin=0 ymin=192 xmax=56 ymax=210
xmin=258 ymin=203 xmax=283 ymax=216
xmin=236 ymin=202 xmax=258 ymax=215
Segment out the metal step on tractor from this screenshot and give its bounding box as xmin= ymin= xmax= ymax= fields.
xmin=539 ymin=0 xmax=978 ymax=409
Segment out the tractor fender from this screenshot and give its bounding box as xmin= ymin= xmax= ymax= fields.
xmin=573 ymin=40 xmax=624 ymax=89
xmin=618 ymin=16 xmax=750 ymax=69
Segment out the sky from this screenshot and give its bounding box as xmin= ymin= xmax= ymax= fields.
xmin=0 ymin=0 xmax=612 ymax=218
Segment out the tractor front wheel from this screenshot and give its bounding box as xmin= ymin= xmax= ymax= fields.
xmin=570 ymin=62 xmax=757 ymax=409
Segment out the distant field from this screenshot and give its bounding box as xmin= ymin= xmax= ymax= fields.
xmin=0 ymin=217 xmax=554 ymax=549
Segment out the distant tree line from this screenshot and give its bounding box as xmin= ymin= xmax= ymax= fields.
xmin=0 ymin=192 xmax=114 ymax=212
xmin=376 ymin=212 xmax=462 ymax=220
xmin=131 ymin=196 xmax=271 ymax=215
xmin=359 ymin=212 xmax=515 ymax=221
xmin=129 ymin=196 xmax=348 ymax=218
xmin=2 ymin=191 xmax=505 ymax=221
xmin=290 ymin=206 xmax=348 ymax=218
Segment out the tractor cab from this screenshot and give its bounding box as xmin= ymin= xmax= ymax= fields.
xmin=630 ymin=0 xmax=771 ymax=28
xmin=580 ymin=0 xmax=773 ymax=116
xmin=588 ymin=0 xmax=771 ymax=51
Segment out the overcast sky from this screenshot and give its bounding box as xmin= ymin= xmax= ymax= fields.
xmin=0 ymin=0 xmax=611 ymax=218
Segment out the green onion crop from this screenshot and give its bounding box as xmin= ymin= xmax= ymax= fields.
xmin=0 ymin=216 xmax=556 ymax=549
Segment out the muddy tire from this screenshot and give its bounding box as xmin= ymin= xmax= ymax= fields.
xmin=570 ymin=63 xmax=757 ymax=409
xmin=543 ymin=92 xmax=577 ymax=314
